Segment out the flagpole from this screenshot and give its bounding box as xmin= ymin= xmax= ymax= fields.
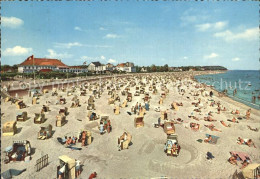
xmin=33 ymin=56 xmax=35 ymax=85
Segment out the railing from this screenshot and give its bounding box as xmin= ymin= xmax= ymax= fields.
xmin=35 ymin=154 xmax=49 ymax=172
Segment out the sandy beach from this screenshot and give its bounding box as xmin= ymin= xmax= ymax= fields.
xmin=1 ymin=71 xmax=260 ymax=179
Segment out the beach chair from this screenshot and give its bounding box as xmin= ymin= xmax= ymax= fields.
xmin=16 ymin=112 xmax=27 ymax=122
xmin=60 ymin=98 xmax=66 ymax=104
xmin=171 ymin=102 xmax=179 ymax=111
xmin=42 ymin=105 xmax=50 ymax=113
xmin=59 ymin=107 xmax=68 ymax=116
xmin=37 ymin=124 xmax=52 ymax=140
xmin=34 ymin=113 xmax=45 ymax=124
xmin=108 ymin=98 xmax=115 ymax=105
xmin=165 ymin=134 xmax=180 ymax=156
xmin=114 ymin=106 xmax=120 ymax=115
xmin=161 ymin=111 xmax=168 ymax=120
xmin=118 ymin=133 xmax=132 ymax=150
xmin=127 ymin=93 xmax=132 ymax=102
xmin=134 ymin=91 xmax=140 ymax=96
xmin=121 ymin=100 xmax=128 ymax=108
xmin=43 ymin=89 xmax=49 ymax=94
xmin=56 ymin=114 xmax=66 ymax=127
xmin=162 ymin=93 xmax=166 ymax=98
xmin=159 ymin=98 xmax=163 ymax=105
xmin=164 ymin=121 xmax=175 ymax=135
xmin=138 ymin=108 xmax=146 ymax=117
xmin=205 ymin=134 xmax=219 ymax=144
xmin=134 ymin=117 xmax=144 ymax=128
xmin=242 ymin=163 xmax=260 ymax=179
xmin=3 ymin=121 xmax=17 ymax=136
xmin=16 ymin=100 xmax=26 ymax=109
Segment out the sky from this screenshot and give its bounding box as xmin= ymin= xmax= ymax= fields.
xmin=1 ymin=1 xmax=259 ymax=70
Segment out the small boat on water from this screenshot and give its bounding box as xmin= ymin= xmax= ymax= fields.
xmin=248 ymin=83 xmax=252 ymax=86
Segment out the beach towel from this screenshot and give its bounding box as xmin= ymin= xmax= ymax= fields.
xmin=205 ymin=134 xmax=219 ymax=144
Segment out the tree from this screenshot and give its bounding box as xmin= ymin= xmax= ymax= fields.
xmin=151 ymin=64 xmax=156 ymax=72
xmin=163 ymin=64 xmax=169 ymax=72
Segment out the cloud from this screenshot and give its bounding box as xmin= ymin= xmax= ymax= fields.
xmin=183 ymin=57 xmax=188 ymax=60
xmin=204 ymin=53 xmax=219 ymax=59
xmin=100 ymin=56 xmax=106 ymax=60
xmin=214 ymin=27 xmax=258 ymax=41
xmin=54 ymin=42 xmax=112 ymax=49
xmin=99 ymin=27 xmax=106 ymax=31
xmin=2 ymin=16 xmax=24 ymax=28
xmin=180 ymin=8 xmax=209 ymax=26
xmin=74 ymin=26 xmax=82 ymax=31
xmin=46 ymin=49 xmax=72 ymax=59
xmin=196 ymin=21 xmax=228 ymax=31
xmin=54 ymin=42 xmax=83 ymax=49
xmin=2 ymin=46 xmax=32 ymax=56
xmin=108 ymin=58 xmax=117 ymax=64
xmin=104 ymin=34 xmax=120 ymax=39
xmin=232 ymin=57 xmax=240 ymax=62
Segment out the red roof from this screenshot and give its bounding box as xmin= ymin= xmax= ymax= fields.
xmin=20 ymin=55 xmax=68 ymax=67
xmin=39 ymin=69 xmax=53 ymax=73
xmin=117 ymin=63 xmax=125 ymax=67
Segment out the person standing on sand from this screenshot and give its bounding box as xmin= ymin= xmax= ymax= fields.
xmin=246 ymin=109 xmax=251 ymax=120
xmin=210 ymin=91 xmax=213 ymax=97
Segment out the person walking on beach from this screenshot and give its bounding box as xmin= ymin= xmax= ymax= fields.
xmin=210 ymin=91 xmax=213 ymax=98
xmin=246 ymin=109 xmax=251 ymax=120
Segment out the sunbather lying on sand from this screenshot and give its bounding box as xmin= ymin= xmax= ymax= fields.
xmin=220 ymin=120 xmax=231 ymax=127
xmin=204 ymin=124 xmax=222 ymax=132
xmin=204 ymin=135 xmax=213 ymax=143
xmin=227 ymin=117 xmax=239 ymax=123
xmin=237 ymin=137 xmax=256 ymax=148
xmin=231 ymin=109 xmax=240 ymax=115
xmin=204 ymin=116 xmax=216 ymax=122
xmin=228 ymin=155 xmax=238 ymax=165
xmin=240 ymin=159 xmax=250 ymax=169
xmin=247 ymin=125 xmax=258 ymax=132
xmin=190 ymin=122 xmax=200 ymax=131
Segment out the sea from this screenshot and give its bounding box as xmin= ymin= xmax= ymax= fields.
xmin=195 ymin=70 xmax=260 ymax=110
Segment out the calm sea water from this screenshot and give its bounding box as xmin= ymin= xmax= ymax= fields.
xmin=195 ymin=70 xmax=260 ymax=110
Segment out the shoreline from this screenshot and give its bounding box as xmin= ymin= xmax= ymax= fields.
xmin=194 ymin=72 xmax=260 ymax=111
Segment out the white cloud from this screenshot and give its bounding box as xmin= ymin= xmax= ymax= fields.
xmin=104 ymin=34 xmax=120 ymax=39
xmin=46 ymin=49 xmax=72 ymax=59
xmin=107 ymin=58 xmax=117 ymax=64
xmin=196 ymin=21 xmax=228 ymax=31
xmin=183 ymin=57 xmax=188 ymax=60
xmin=214 ymin=27 xmax=258 ymax=41
xmin=204 ymin=53 xmax=219 ymax=59
xmin=80 ymin=56 xmax=92 ymax=61
xmin=99 ymin=27 xmax=106 ymax=31
xmin=54 ymin=42 xmax=112 ymax=49
xmin=180 ymin=8 xmax=209 ymax=26
xmin=74 ymin=26 xmax=82 ymax=31
xmin=100 ymin=56 xmax=106 ymax=60
xmin=2 ymin=16 xmax=24 ymax=28
xmin=232 ymin=57 xmax=240 ymax=62
xmin=2 ymin=46 xmax=32 ymax=56
xmin=54 ymin=42 xmax=83 ymax=49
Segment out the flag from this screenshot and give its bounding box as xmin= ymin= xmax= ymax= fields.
xmin=83 ymin=61 xmax=87 ymax=65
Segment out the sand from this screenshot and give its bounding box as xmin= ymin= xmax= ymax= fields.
xmin=1 ymin=71 xmax=260 ymax=179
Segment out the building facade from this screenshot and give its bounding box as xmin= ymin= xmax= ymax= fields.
xmin=18 ymin=55 xmax=87 ymax=73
